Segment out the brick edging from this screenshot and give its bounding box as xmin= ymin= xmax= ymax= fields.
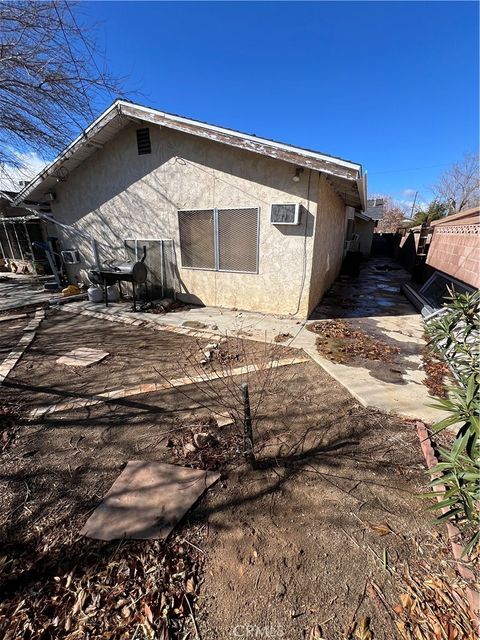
xmin=0 ymin=309 xmax=45 ymax=384
xmin=416 ymin=421 xmax=480 ymax=631
xmin=59 ymin=305 xmax=225 ymax=342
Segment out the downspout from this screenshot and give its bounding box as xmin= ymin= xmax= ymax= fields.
xmin=357 ymin=168 xmax=368 ymax=212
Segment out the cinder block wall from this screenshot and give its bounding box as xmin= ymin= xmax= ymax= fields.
xmin=426 ymin=227 xmax=480 ymax=288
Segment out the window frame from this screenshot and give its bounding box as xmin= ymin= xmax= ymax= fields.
xmin=177 ymin=206 xmax=260 ymax=275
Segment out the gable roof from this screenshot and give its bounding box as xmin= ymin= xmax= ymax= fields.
xmin=365 ymin=198 xmax=385 ymax=220
xmin=13 ymin=99 xmax=366 ymax=209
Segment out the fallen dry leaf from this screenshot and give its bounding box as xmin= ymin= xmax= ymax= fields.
xmin=400 ymin=593 xmax=414 ymax=614
xmin=354 ymin=616 xmax=373 ymax=640
xmin=185 ymin=577 xmax=196 ymax=594
xmin=144 ymin=602 xmax=153 ymax=624
xmin=368 ymin=522 xmax=392 ymax=537
xmin=307 ymin=624 xmax=325 ymax=639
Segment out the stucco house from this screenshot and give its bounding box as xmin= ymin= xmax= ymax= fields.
xmin=14 ymin=100 xmax=367 ymax=317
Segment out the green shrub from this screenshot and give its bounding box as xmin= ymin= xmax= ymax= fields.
xmin=424 ymin=289 xmax=480 ymax=557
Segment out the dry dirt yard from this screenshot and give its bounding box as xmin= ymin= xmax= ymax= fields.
xmin=0 ymin=310 xmax=473 ymax=639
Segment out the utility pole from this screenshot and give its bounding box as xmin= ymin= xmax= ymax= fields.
xmin=410 ymin=191 xmax=418 ymax=219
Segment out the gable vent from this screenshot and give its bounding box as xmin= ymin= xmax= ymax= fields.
xmin=136 ymin=128 xmax=151 ymax=155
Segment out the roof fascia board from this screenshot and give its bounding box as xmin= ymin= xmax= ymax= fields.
xmin=117 ymin=101 xmax=360 ymax=173
xmin=14 ymin=99 xmax=363 ymax=205
xmin=355 ymin=211 xmax=371 ymax=221
xmin=119 ymin=102 xmax=360 ymax=181
xmin=357 ymin=171 xmax=367 ymax=212
xmin=13 ymin=103 xmax=120 ymax=205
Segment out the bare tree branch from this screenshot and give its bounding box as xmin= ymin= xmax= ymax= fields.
xmin=432 ymin=153 xmax=480 ymax=212
xmin=0 ymin=1 xmax=124 ymax=169
xmin=376 ymin=196 xmax=409 ymax=233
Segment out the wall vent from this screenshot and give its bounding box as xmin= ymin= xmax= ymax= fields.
xmin=136 ymin=128 xmax=151 ymax=155
xmin=270 ymin=203 xmax=301 ymax=225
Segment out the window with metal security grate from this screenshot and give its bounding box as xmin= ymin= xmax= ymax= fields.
xmin=177 ymin=207 xmax=259 ymax=273
xmin=136 ymin=128 xmax=151 ymax=155
xmin=178 ymin=210 xmax=216 ymax=270
xmin=217 ymin=208 xmax=258 ymax=272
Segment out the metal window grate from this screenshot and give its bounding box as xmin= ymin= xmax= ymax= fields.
xmin=217 ymin=208 xmax=258 ymax=273
xmin=178 ymin=207 xmax=259 ymax=273
xmin=178 ymin=209 xmax=216 ymax=269
xmin=136 ymin=128 xmax=151 ymax=155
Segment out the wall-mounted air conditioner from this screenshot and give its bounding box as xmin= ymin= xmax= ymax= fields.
xmin=270 ymin=203 xmax=301 ymax=225
xmin=61 ymin=250 xmax=81 ymax=264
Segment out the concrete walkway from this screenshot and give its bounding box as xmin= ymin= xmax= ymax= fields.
xmin=59 ymin=256 xmax=443 ymax=424
xmin=292 ymin=258 xmax=443 ymax=423
xmin=0 ymin=273 xmax=58 ymax=311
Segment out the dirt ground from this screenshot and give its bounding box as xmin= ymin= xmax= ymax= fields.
xmin=0 ymin=311 xmax=472 ymax=639
xmin=0 ymin=312 xmax=31 ymax=358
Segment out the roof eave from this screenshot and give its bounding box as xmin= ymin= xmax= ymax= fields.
xmin=13 ymin=102 xmax=122 ymax=205
xmin=14 ymin=99 xmax=363 ymax=206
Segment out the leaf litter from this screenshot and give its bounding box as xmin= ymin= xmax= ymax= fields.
xmin=168 ymin=414 xmax=242 ymax=471
xmin=309 ymin=320 xmax=400 ymax=364
xmin=0 ymin=526 xmax=205 ymax=639
xmin=392 ymin=564 xmax=477 ymax=640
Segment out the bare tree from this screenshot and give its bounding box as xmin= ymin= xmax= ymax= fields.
xmin=0 ymin=1 xmax=123 ymax=169
xmin=432 ymin=153 xmax=480 ymax=212
xmin=376 ymin=196 xmax=409 ymax=233
xmin=153 ymin=331 xmax=305 ymax=468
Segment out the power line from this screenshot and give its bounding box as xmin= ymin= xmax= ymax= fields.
xmin=52 ymin=0 xmax=95 ymax=120
xmin=64 ymin=2 xmax=115 ymax=102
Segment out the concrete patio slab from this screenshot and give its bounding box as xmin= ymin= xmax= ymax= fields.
xmin=292 ymin=258 xmax=446 ymax=423
xmin=59 ymin=257 xmax=446 ymax=424
xmin=56 ymin=347 xmax=109 ymax=367
xmin=0 ymin=313 xmax=27 ymax=323
xmin=61 ymin=299 xmax=305 ymax=346
xmin=81 ymin=460 xmax=220 ymax=540
xmin=0 ymin=274 xmax=57 ymax=311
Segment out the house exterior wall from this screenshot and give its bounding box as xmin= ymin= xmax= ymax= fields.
xmin=51 ymin=123 xmax=323 ymax=316
xmin=307 ymin=174 xmax=348 ymax=313
xmin=355 ymin=217 xmax=375 ymax=257
xmin=426 ymin=207 xmax=480 ymax=288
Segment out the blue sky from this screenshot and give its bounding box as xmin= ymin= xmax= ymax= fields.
xmin=75 ymin=1 xmax=478 ymax=206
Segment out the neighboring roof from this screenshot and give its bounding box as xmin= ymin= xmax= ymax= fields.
xmin=364 ymin=198 xmax=385 ymax=220
xmin=397 ymin=218 xmax=415 ymax=227
xmin=354 ymin=211 xmax=373 ymax=222
xmin=13 ymin=99 xmax=366 ymax=209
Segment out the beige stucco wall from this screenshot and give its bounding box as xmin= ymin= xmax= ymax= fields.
xmin=307 ymin=175 xmax=348 ymax=314
xmin=355 ymin=217 xmax=375 ymax=257
xmin=51 ymin=123 xmax=325 ymax=317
